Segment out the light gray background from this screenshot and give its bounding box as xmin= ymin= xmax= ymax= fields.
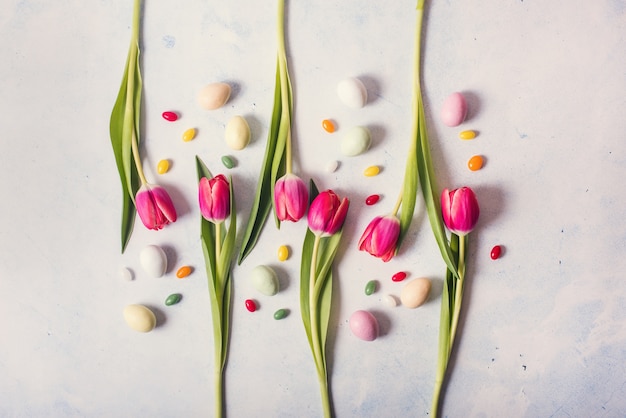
xmin=1 ymin=0 xmax=625 ymax=416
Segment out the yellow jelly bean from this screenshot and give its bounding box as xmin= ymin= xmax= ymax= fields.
xmin=182 ymin=128 xmax=196 ymax=142
xmin=459 ymin=130 xmax=476 ymax=140
xmin=363 ymin=165 xmax=380 ymax=177
xmin=277 ymin=245 xmax=289 ymax=262
xmin=157 ymin=159 xmax=170 ymax=174
xmin=468 ymin=155 xmax=484 ymax=171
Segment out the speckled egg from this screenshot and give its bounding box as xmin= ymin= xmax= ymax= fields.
xmin=349 ymin=310 xmax=379 ymax=341
xmin=440 ymin=92 xmax=468 ymax=127
xmin=197 ymin=82 xmax=231 ymax=110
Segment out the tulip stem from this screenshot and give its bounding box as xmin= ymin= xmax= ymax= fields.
xmin=130 ymin=129 xmax=148 ymax=186
xmin=391 ymin=192 xmax=403 ymax=217
xmin=215 ymin=222 xmax=222 ymax=261
xmin=277 ymin=0 xmax=293 ymax=175
xmin=449 ymin=235 xmax=466 ymax=346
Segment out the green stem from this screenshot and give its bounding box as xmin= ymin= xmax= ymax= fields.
xmin=215 ymin=367 xmax=224 ymax=418
xmin=391 ymin=192 xmax=403 ymax=217
xmin=277 ymin=0 xmax=293 ymax=175
xmin=215 ymin=222 xmax=222 ymax=262
xmin=448 ymin=235 xmax=466 ymax=345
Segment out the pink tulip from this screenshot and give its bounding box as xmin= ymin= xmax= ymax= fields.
xmin=358 ymin=215 xmax=401 ymax=262
xmin=441 ymin=187 xmax=480 ymax=236
xmin=199 ymin=175 xmax=231 ymax=224
xmin=274 ymin=174 xmax=308 ymax=222
xmin=135 ymin=184 xmax=177 ymax=230
xmin=307 ymin=190 xmax=350 ymax=237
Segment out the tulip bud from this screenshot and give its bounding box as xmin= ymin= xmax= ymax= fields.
xmin=307 ymin=190 xmax=350 ymax=237
xmin=199 ymin=174 xmax=231 ymax=224
xmin=274 ymin=174 xmax=308 ymax=222
xmin=441 ymin=187 xmax=479 ymax=236
xmin=135 ymin=184 xmax=178 ymax=230
xmin=358 ymin=214 xmax=401 ymax=262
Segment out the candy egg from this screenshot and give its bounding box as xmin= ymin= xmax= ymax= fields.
xmin=123 ymin=304 xmax=156 ymax=332
xmin=197 ymin=82 xmax=231 ymax=110
xmin=340 ymin=126 xmax=371 ymax=156
xmin=400 ymin=277 xmax=432 ymax=308
xmin=225 ymin=115 xmax=251 ymax=150
xmin=441 ymin=92 xmax=468 ymax=127
xmin=349 ymin=310 xmax=379 ymax=341
xmin=250 ymin=265 xmax=279 ymax=296
xmin=337 ymin=77 xmax=368 ymax=108
xmin=139 ymin=245 xmax=167 ymax=278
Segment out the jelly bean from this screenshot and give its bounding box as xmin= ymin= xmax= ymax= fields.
xmin=165 ymin=293 xmax=182 ymax=306
xmin=365 ymin=280 xmax=377 ymax=296
xmin=245 ymin=299 xmax=257 ymax=312
xmin=468 ymin=155 xmax=484 ymax=171
xmin=322 ymin=119 xmax=336 ymax=133
xmin=277 ymin=245 xmax=289 ymax=262
xmin=221 ymin=155 xmax=235 ymax=169
xmin=162 ymin=111 xmax=178 ymax=122
xmin=273 ymin=308 xmax=288 ymax=320
xmin=365 ymin=194 xmax=380 ymax=205
xmin=176 ymin=265 xmax=192 ymax=279
xmin=364 ymin=165 xmax=380 ymax=177
xmin=459 ymin=130 xmax=476 ymax=140
xmin=392 ymin=271 xmax=407 ymax=282
xmin=182 ymin=128 xmax=196 ymax=142
xmin=490 ymin=245 xmax=502 ymax=260
xmin=326 ymin=160 xmax=339 ymax=173
xmin=157 ymin=159 xmax=170 ymax=174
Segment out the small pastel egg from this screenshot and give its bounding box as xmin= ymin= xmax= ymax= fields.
xmin=325 ymin=160 xmax=339 ymax=173
xmin=250 ymin=265 xmax=279 ymax=296
xmin=182 ymin=128 xmax=196 ymax=142
xmin=340 ymin=126 xmax=371 ymax=156
xmin=123 ymin=304 xmax=156 ymax=332
xmin=337 ymin=77 xmax=368 ymax=108
xmin=119 ymin=267 xmax=133 ymax=281
xmin=225 ymin=115 xmax=251 ymax=150
xmin=349 ymin=310 xmax=379 ymax=341
xmin=383 ymin=294 xmax=398 ymax=308
xmin=441 ymin=92 xmax=468 ymax=127
xmin=197 ymin=82 xmax=231 ymax=110
xmin=139 ymin=245 xmax=167 ymax=278
xmin=400 ymin=277 xmax=432 ymax=308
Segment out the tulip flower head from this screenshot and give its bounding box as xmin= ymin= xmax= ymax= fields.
xmin=135 ymin=184 xmax=178 ymax=230
xmin=441 ymin=187 xmax=480 ymax=236
xmin=307 ymin=190 xmax=350 ymax=237
xmin=199 ymin=174 xmax=231 ymax=224
xmin=358 ymin=214 xmax=401 ymax=262
xmin=274 ymin=173 xmax=308 ymax=222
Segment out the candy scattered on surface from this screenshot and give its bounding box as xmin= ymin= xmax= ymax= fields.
xmin=245 ymin=299 xmax=257 ymax=312
xmin=363 ymin=165 xmax=380 ymax=177
xmin=165 ymin=293 xmax=182 ymax=306
xmin=157 ymin=159 xmax=170 ymax=174
xmin=197 ymin=82 xmax=231 ymax=110
xmin=162 ymin=111 xmax=178 ymax=122
xmin=391 ymin=271 xmax=407 ymax=282
xmin=322 ymin=119 xmax=336 ymax=133
xmin=383 ymin=294 xmax=399 ymax=308
xmin=400 ymin=277 xmax=432 ymax=308
xmin=365 ymin=194 xmax=380 ymax=205
xmin=221 ymin=155 xmax=235 ymax=169
xmin=139 ymin=245 xmax=167 ymax=278
xmin=273 ymin=308 xmax=288 ymax=320
xmin=490 ymin=245 xmax=502 ymax=260
xmin=341 ymin=126 xmax=371 ymax=156
xmin=337 ymin=77 xmax=368 ymax=108
xmin=441 ymin=92 xmax=467 ymax=127
xmin=277 ymin=245 xmax=289 ymax=262
xmin=123 ymin=304 xmax=156 ymax=332
xmin=459 ymin=130 xmax=476 ymax=140
xmin=250 ymin=265 xmax=279 ymax=296
xmin=325 ymin=160 xmax=339 ymax=173
xmin=119 ymin=267 xmax=133 ymax=281
xmin=182 ymin=128 xmax=196 ymax=142
xmin=365 ymin=280 xmax=377 ymax=296
xmin=225 ymin=115 xmax=251 ymax=150
xmin=468 ymin=155 xmax=484 ymax=171
xmin=176 ymin=265 xmax=192 ymax=279
xmin=349 ymin=310 xmax=379 ymax=341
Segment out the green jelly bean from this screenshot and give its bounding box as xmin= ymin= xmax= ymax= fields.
xmin=273 ymin=308 xmax=289 ymax=320
xmin=165 ymin=293 xmax=182 ymax=306
xmin=365 ymin=280 xmax=377 ymax=296
xmin=221 ymin=155 xmax=235 ymax=169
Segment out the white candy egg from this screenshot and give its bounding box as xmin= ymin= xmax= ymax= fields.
xmin=400 ymin=277 xmax=432 ymax=308
xmin=225 ymin=115 xmax=251 ymax=150
xmin=250 ymin=265 xmax=279 ymax=296
xmin=337 ymin=77 xmax=368 ymax=108
xmin=349 ymin=310 xmax=379 ymax=341
xmin=197 ymin=82 xmax=231 ymax=110
xmin=139 ymin=245 xmax=167 ymax=278
xmin=123 ymin=304 xmax=157 ymax=332
xmin=340 ymin=126 xmax=371 ymax=156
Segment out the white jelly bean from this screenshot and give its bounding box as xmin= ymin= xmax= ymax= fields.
xmin=139 ymin=245 xmax=167 ymax=278
xmin=337 ymin=77 xmax=368 ymax=108
xmin=400 ymin=277 xmax=432 ymax=308
xmin=197 ymin=82 xmax=231 ymax=110
xmin=123 ymin=304 xmax=156 ymax=332
xmin=441 ymin=92 xmax=468 ymax=127
xmin=349 ymin=310 xmax=379 ymax=341
xmin=340 ymin=126 xmax=371 ymax=156
xmin=250 ymin=265 xmax=279 ymax=296
xmin=225 ymin=115 xmax=251 ymax=150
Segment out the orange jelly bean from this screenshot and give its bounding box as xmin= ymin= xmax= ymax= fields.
xmin=322 ymin=119 xmax=336 ymax=133
xmin=176 ymin=265 xmax=192 ymax=279
xmin=468 ymin=155 xmax=484 ymax=171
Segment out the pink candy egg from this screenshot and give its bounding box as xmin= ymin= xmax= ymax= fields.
xmin=349 ymin=310 xmax=379 ymax=341
xmin=441 ymin=92 xmax=468 ymax=127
